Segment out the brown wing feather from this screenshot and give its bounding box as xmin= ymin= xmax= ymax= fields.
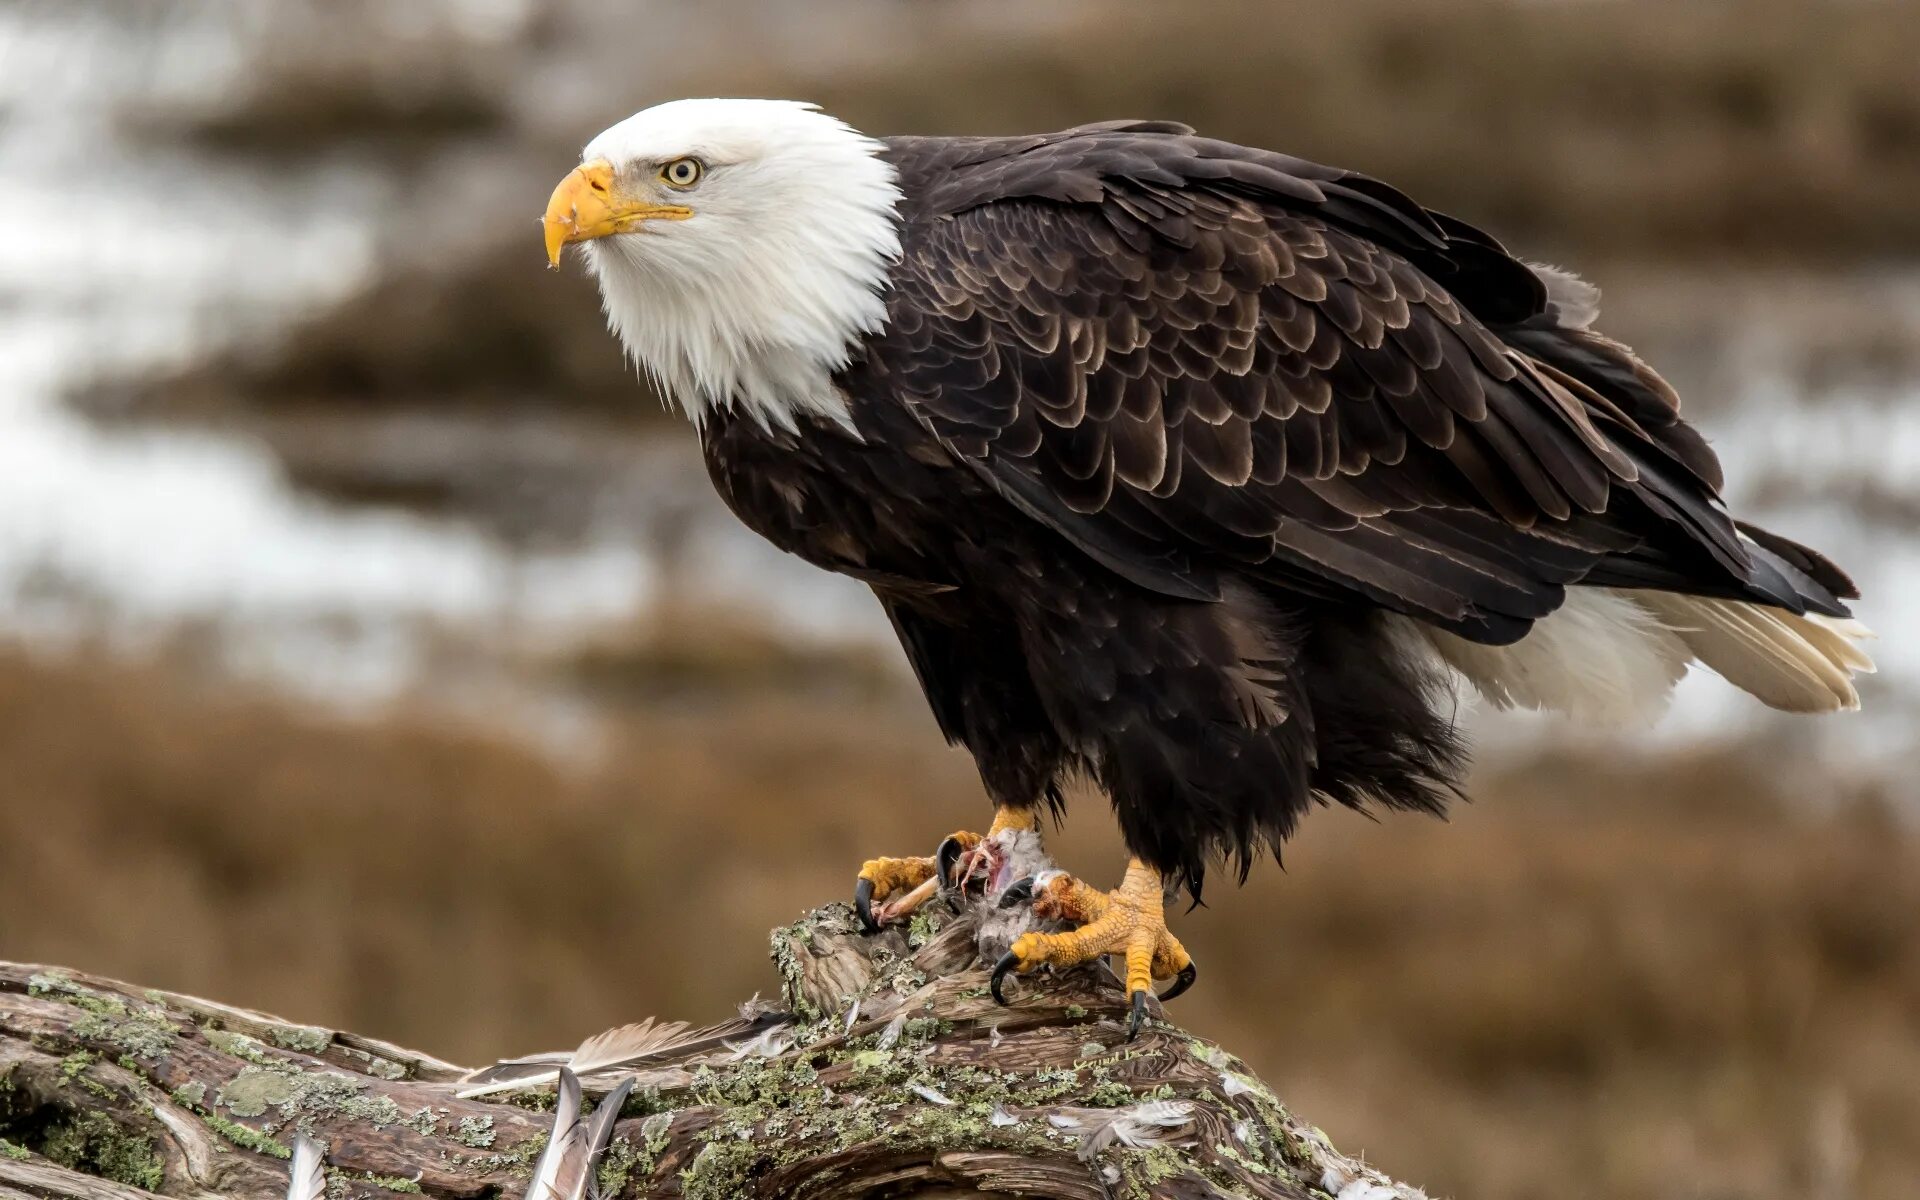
xmin=865 ymin=129 xmax=1850 ymax=640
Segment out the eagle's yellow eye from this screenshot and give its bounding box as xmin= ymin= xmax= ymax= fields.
xmin=660 ymin=158 xmax=704 ymax=189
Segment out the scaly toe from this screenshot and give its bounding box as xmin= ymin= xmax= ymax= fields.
xmin=987 ymin=863 xmax=1198 ymax=1032
xmin=854 ymin=854 xmax=937 ymax=931
xmin=855 ymin=829 xmax=993 ymax=930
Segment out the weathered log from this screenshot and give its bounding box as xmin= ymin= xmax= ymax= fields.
xmin=0 ymin=894 xmax=1429 ymax=1199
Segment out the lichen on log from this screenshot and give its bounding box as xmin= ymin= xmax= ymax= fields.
xmin=0 ymin=893 xmax=1430 ymax=1199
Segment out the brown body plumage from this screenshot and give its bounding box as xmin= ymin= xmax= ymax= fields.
xmin=693 ymin=121 xmax=1863 ymax=899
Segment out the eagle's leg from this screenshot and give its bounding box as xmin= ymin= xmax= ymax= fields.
xmin=854 ymin=807 xmax=1038 ymax=931
xmin=991 ymin=858 xmax=1197 ymax=1039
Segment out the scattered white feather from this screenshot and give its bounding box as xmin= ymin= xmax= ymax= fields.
xmin=562 ymin=1019 xmax=695 ymax=1075
xmin=1234 ymin=1119 xmax=1257 ymax=1145
xmin=908 ymin=1082 xmax=955 ymax=1107
xmin=524 ymin=1071 xmax=633 ymax=1200
xmin=524 ymin=1069 xmax=584 ymax=1200
xmin=285 ymin=1133 xmax=326 ymax=1200
xmin=987 ymin=1023 xmax=1003 ymax=1049
xmin=875 ymin=1013 xmax=908 ymax=1051
xmin=989 ymin=1104 xmax=1021 ymax=1128
xmin=460 ymin=1018 xmax=696 ymax=1098
xmin=843 ymin=999 xmax=861 ymax=1035
xmin=724 ymin=1024 xmax=792 ymax=1061
xmin=1321 ymin=1161 xmax=1433 ymax=1200
xmin=1048 ymin=1099 xmax=1197 ymax=1162
xmin=1219 ymin=1072 xmax=1256 ymax=1099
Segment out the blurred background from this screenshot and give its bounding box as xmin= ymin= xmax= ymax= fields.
xmin=1 ymin=1 xmax=1917 ymax=1196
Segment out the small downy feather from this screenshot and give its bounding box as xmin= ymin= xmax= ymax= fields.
xmin=723 ymin=1023 xmax=793 ymax=1061
xmin=524 ymin=1070 xmax=635 ymax=1200
xmin=1527 ymin=263 xmax=1602 ymax=330
xmin=286 ymin=1134 xmax=326 ymax=1200
xmin=1047 ymin=1099 xmax=1197 ymax=1162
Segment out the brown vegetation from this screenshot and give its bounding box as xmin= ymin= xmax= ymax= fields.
xmin=786 ymin=0 xmax=1920 ymax=262
xmin=1 ymin=641 xmax=1915 ymax=1199
xmin=161 ymin=0 xmax=1920 ymax=258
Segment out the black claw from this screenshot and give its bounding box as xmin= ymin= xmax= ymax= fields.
xmin=997 ymin=876 xmax=1036 ymax=909
xmin=853 ymin=878 xmax=878 ymax=933
xmin=935 ymin=837 xmax=966 ymax=889
xmin=990 ymin=952 xmax=1020 ymax=1007
xmin=1160 ymin=962 xmax=1198 ymax=1004
xmin=1128 ymin=991 xmax=1150 ymax=1040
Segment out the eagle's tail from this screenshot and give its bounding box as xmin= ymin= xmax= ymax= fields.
xmin=1637 ymin=518 xmax=1875 ymax=714
xmin=1632 ymin=594 xmax=1874 ymax=713
xmin=1406 ymin=588 xmax=1875 ymax=723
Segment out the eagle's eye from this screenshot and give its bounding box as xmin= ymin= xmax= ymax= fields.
xmin=660 ymin=158 xmax=704 ymax=189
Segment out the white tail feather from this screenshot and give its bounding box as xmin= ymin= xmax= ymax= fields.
xmin=1635 ymin=594 xmax=1872 ymax=713
xmin=1798 ymin=613 xmax=1879 ymax=672
xmin=1402 ymin=588 xmax=1874 ymax=721
xmin=1409 ymin=590 xmax=1691 ymax=724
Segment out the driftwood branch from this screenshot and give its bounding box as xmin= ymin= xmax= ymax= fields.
xmin=0 ymin=891 xmax=1429 ymax=1199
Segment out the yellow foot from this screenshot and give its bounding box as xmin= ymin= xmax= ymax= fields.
xmin=853 ymin=838 xmax=972 ymax=931
xmin=990 ymin=858 xmax=1197 ymax=1039
xmin=853 ymin=808 xmax=1039 ymax=932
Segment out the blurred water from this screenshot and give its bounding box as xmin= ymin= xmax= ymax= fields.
xmin=0 ymin=3 xmax=1912 ymax=787
xmin=0 ymin=4 xmax=657 ymax=701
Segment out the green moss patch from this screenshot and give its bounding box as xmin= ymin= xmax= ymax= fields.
xmin=35 ymin=1111 xmax=167 ymax=1190
xmin=204 ymin=1112 xmax=292 ymax=1159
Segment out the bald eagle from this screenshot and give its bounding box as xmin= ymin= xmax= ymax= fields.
xmin=544 ymin=99 xmax=1872 ymax=1033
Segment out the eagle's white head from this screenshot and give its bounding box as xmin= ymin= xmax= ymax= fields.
xmin=543 ymin=99 xmax=902 ymax=430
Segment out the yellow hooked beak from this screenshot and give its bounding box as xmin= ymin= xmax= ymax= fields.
xmin=541 ymin=160 xmax=693 ymax=267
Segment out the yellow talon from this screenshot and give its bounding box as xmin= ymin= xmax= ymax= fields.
xmin=856 ymin=855 xmax=938 ymax=898
xmin=991 ymin=859 xmax=1196 ymax=1038
xmin=853 ymin=853 xmax=940 ymax=932
xmin=853 ymin=806 xmax=1040 ymax=931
